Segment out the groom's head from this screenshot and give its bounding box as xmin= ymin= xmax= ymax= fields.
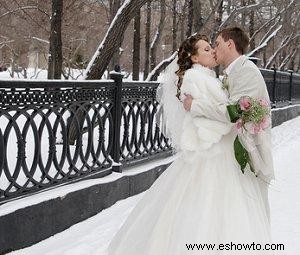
xmin=213 ymin=27 xmax=249 ymax=67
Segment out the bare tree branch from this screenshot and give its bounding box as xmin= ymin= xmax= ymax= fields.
xmin=220 ymin=1 xmax=267 ymax=29
xmin=278 ymin=47 xmax=298 ymax=70
xmin=247 ymin=25 xmax=283 ymax=57
xmin=265 ymin=34 xmax=300 ymax=68
xmin=146 ymin=51 xmax=177 ymax=81
xmin=0 ymin=6 xmax=49 ymax=19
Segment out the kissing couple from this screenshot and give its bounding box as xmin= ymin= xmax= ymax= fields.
xmin=106 ymin=27 xmax=275 ymax=255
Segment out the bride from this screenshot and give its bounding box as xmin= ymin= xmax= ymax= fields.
xmin=106 ymin=33 xmax=274 ymax=254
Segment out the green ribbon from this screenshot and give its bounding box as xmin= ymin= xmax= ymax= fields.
xmin=227 ymin=104 xmax=255 ymax=174
xmin=226 ymin=104 xmax=241 ymax=122
xmin=233 ymin=136 xmax=250 ymax=174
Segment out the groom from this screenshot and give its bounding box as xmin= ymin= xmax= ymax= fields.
xmin=183 ymin=27 xmax=275 ymax=221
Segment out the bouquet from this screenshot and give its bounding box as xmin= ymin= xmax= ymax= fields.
xmin=226 ymin=96 xmax=271 ymax=175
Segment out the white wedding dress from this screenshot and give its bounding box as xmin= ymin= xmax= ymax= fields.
xmin=105 ymin=64 xmax=273 ymax=255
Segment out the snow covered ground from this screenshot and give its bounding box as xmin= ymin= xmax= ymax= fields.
xmin=0 ymin=68 xmax=113 ymax=81
xmin=6 ymin=116 xmax=300 ymax=255
xmin=0 ymin=68 xmax=150 ymax=81
xmin=0 ymin=68 xmax=167 ymax=82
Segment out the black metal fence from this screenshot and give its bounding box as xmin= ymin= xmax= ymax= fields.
xmin=0 ymin=74 xmax=171 ymax=204
xmin=261 ymin=68 xmax=300 ymax=106
xmin=0 ymin=68 xmax=300 ymax=203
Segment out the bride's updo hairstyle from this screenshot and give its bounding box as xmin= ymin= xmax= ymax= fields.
xmin=175 ymin=33 xmax=209 ymax=100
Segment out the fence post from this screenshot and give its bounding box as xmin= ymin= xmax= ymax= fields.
xmin=272 ymin=65 xmax=277 ymax=108
xmin=0 ymin=129 xmax=4 ymax=182
xmin=288 ymin=69 xmax=293 ymax=105
xmin=110 ymin=71 xmax=124 ymax=172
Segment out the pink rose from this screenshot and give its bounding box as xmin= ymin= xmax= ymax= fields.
xmin=239 ymin=97 xmax=252 ymax=111
xmin=245 ymin=122 xmax=261 ymax=134
xmin=259 ymin=98 xmax=269 ymax=108
xmin=253 ymin=124 xmax=262 ymax=134
xmin=260 ymin=116 xmax=270 ymax=130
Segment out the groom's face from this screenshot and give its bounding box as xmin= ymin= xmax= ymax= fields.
xmin=213 ymin=35 xmax=230 ymax=66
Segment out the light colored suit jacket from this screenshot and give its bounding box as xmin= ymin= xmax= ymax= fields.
xmin=190 ymin=55 xmax=275 ymax=183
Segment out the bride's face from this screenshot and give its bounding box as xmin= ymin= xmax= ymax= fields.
xmin=191 ymin=40 xmax=218 ymax=68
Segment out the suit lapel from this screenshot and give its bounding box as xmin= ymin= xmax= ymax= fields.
xmin=227 ymin=55 xmax=248 ymax=94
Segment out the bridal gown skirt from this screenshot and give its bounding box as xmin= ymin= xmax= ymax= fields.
xmin=105 ymin=134 xmax=274 ymax=255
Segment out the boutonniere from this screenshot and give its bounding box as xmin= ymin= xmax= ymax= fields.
xmin=221 ymin=73 xmax=229 ymax=91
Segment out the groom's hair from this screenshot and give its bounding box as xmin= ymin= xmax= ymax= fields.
xmin=217 ymin=27 xmax=249 ymax=55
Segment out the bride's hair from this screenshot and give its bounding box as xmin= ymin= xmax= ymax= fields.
xmin=175 ymin=33 xmax=208 ymax=100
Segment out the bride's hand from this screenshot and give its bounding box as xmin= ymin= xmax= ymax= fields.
xmin=183 ymin=94 xmax=193 ymax=111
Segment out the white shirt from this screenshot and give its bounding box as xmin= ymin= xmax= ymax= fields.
xmin=224 ymin=55 xmax=244 ymax=75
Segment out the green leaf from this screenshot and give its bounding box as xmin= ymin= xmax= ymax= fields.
xmin=233 ymin=136 xmax=250 ymax=174
xmin=227 ymin=104 xmax=241 ymax=123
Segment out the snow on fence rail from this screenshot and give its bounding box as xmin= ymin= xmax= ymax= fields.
xmin=0 ymin=74 xmax=172 ymax=204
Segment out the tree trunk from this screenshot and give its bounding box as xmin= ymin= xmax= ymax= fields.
xmin=179 ymin=0 xmax=189 ymax=42
xmin=212 ymin=0 xmax=223 ymax=77
xmin=143 ymin=1 xmax=152 ymax=80
xmin=108 ymin=0 xmax=122 ymax=72
xmin=241 ymin=0 xmax=246 ymax=27
xmin=186 ymin=0 xmax=194 ymax=37
xmin=11 ymin=53 xmax=16 ymax=78
xmin=249 ymin=0 xmax=255 ymax=50
xmin=211 ymin=0 xmax=223 ymax=42
xmin=84 ymin=0 xmax=152 ymax=79
xmin=263 ymin=49 xmax=267 ymax=67
xmin=132 ymin=10 xmax=141 ymax=80
xmin=297 ymin=52 xmax=300 ymax=72
xmin=150 ymin=0 xmax=166 ymax=71
xmin=172 ymin=0 xmax=177 ymax=52
xmin=193 ymin=0 xmax=203 ymax=32
xmin=288 ymin=48 xmax=298 ymax=70
xmin=48 ymin=0 xmax=63 ymax=79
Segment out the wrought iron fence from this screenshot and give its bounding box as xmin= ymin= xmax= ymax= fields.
xmin=0 ymin=74 xmax=171 ymax=204
xmin=260 ymin=68 xmax=300 ymax=105
xmin=0 ymin=68 xmax=299 ymax=203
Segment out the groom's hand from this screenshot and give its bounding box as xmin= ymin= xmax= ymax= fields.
xmin=183 ymin=94 xmax=193 ymax=111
